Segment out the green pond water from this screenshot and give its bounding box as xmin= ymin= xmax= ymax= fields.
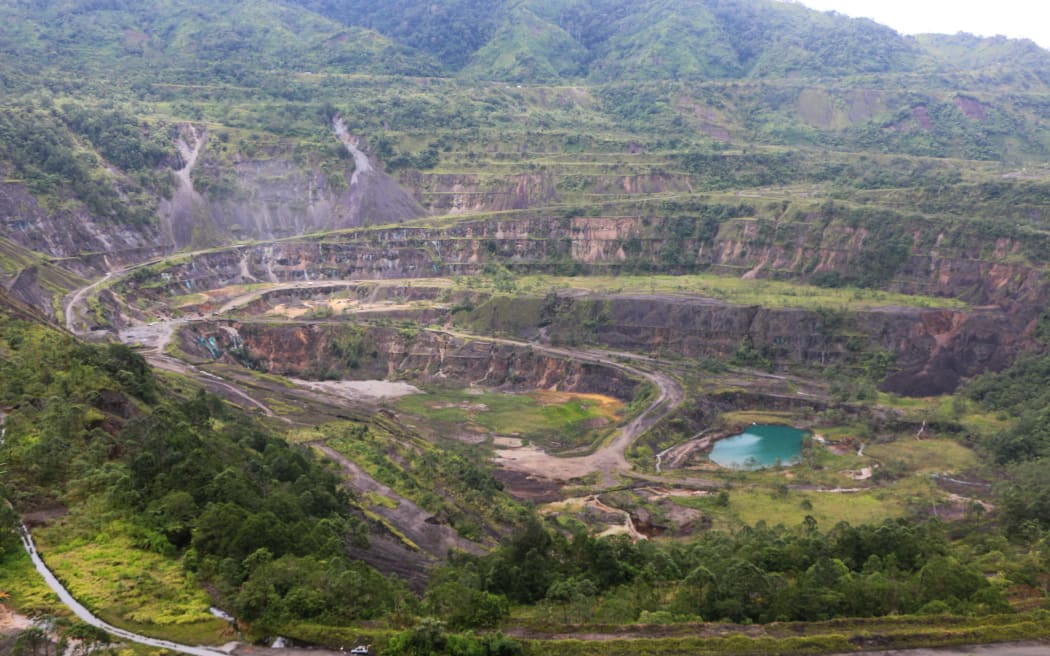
xmin=709 ymin=424 xmax=805 ymax=469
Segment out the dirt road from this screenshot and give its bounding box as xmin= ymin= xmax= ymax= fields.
xmin=73 ymin=261 xmax=687 ymax=489
xmin=436 ymin=330 xmax=684 ymax=487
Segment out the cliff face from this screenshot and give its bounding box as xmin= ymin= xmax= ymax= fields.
xmin=0 ymin=127 xmax=426 ymax=265
xmin=400 ymin=172 xmax=562 ymax=214
xmin=117 ymin=212 xmax=1048 ymax=309
xmin=167 ymin=281 xmax=1025 ymax=396
xmin=0 ymin=169 xmax=166 ymax=275
xmin=399 ymin=170 xmax=695 ymax=215
xmin=156 ymin=126 xmax=426 ymax=249
xmin=458 ymin=294 xmax=1028 ymax=396
xmin=182 ymin=155 xmax=425 ymax=246
xmin=179 ymin=322 xmax=640 ymax=401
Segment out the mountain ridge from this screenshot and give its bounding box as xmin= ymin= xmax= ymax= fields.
xmin=3 ymin=0 xmax=1048 ymax=88
xmin=282 ymin=0 xmax=1050 ymax=82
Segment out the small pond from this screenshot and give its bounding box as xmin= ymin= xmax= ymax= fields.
xmin=708 ymin=424 xmax=806 ymax=469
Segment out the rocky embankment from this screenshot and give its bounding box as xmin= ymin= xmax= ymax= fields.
xmin=459 ymin=293 xmax=1028 ymax=396
xmin=177 ymin=322 xmax=641 ymax=402
xmin=113 ymin=212 xmax=1047 ymax=307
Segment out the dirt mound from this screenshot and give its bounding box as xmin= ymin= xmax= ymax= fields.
xmin=493 ymin=470 xmax=563 ymax=503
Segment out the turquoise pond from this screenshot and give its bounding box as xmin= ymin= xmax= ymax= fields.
xmin=708 ymin=424 xmax=806 ymax=469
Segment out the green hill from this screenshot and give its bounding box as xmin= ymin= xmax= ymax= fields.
xmin=5 ymin=1 xmax=1050 ymax=653
xmin=0 ymin=0 xmax=437 ymax=89
xmin=4 ymin=0 xmax=1049 ymax=87
xmin=283 ymin=0 xmax=1031 ymax=82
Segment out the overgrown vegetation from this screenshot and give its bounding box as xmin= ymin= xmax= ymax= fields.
xmin=0 ymin=317 xmax=410 ymax=635
xmin=6 ymin=0 xmax=1050 ymax=653
xmin=431 ymin=514 xmax=1015 ymax=626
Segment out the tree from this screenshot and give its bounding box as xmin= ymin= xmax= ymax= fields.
xmin=545 ymin=577 xmax=597 ymax=622
xmin=918 ymin=556 xmax=988 ymax=605
xmin=65 ymin=623 xmax=111 ymax=656
xmin=424 ymin=581 xmax=510 ymax=629
xmin=12 ymin=627 xmax=54 ymax=656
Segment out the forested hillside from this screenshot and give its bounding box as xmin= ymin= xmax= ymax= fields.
xmin=5 ymin=1 xmax=1050 ymax=655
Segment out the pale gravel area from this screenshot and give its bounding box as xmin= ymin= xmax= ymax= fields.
xmin=290 ymin=378 xmax=421 ymax=402
xmin=0 ymin=606 xmax=32 ymax=634
xmin=493 ymin=436 xmax=524 ymax=447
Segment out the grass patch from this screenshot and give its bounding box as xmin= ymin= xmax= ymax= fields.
xmin=672 ymin=486 xmax=904 ymax=530
xmin=718 ymin=410 xmax=801 ymax=427
xmin=288 ymin=427 xmax=328 ymax=444
xmin=463 ymin=273 xmax=969 ymax=311
xmin=865 ymin=438 xmax=978 ymax=474
xmin=261 ymin=396 xmax=304 ymax=416
xmin=361 ymin=510 xmax=420 ymax=551
xmin=394 ymin=387 xmax=623 ymax=451
xmin=0 ymin=548 xmax=66 ymax=617
xmin=33 ymin=521 xmax=226 ymax=645
xmin=364 ymin=491 xmax=399 ymax=510
xmin=734 ymin=487 xmax=903 ymax=528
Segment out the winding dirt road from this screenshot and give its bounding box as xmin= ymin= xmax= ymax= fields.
xmin=431 ymin=330 xmax=684 ymax=486
xmin=118 ymin=319 xmax=283 ymax=420
xmin=119 ymin=278 xmax=687 ymax=488
xmin=63 ymin=267 xmax=122 ymax=334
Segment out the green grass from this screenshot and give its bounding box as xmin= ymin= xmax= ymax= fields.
xmin=734 ymin=487 xmax=903 ymax=528
xmin=718 ymin=410 xmax=802 ymax=427
xmin=33 ymin=521 xmax=227 ymax=645
xmin=865 ymin=438 xmax=978 ymax=474
xmin=672 ymin=486 xmax=904 ymax=530
xmin=394 ymin=387 xmax=622 ymax=451
xmin=523 ymin=614 xmax=1050 ymax=655
xmin=0 ymin=549 xmax=66 ymax=617
xmin=365 ymin=491 xmax=400 ymax=510
xmin=282 ymin=611 xmax=1050 ymax=655
xmin=463 ymin=273 xmax=970 ymax=311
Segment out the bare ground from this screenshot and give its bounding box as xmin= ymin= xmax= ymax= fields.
xmin=290 ymin=379 xmax=421 ymax=402
xmin=492 ymin=469 xmax=564 ymax=503
xmin=312 ymin=443 xmax=484 ymax=558
xmin=0 ymin=606 xmax=32 ymax=636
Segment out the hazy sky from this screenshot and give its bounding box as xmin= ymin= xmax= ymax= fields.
xmin=795 ymin=0 xmax=1050 ymax=50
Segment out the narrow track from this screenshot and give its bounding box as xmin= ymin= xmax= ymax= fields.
xmin=19 ymin=525 xmax=229 ymax=656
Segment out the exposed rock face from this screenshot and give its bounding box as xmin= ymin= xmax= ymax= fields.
xmin=461 ymin=294 xmax=1029 ymax=396
xmin=199 ymin=155 xmax=424 ymax=244
xmin=5 ymin=267 xmax=52 ymax=320
xmin=179 ymin=322 xmax=641 ymax=401
xmin=879 ymin=308 xmax=1021 ymax=396
xmin=118 ymin=210 xmax=1049 ymax=309
xmin=158 ymin=124 xmax=426 ymax=248
xmin=400 ymin=169 xmax=698 ymax=215
xmin=0 ymin=124 xmax=427 ymax=261
xmin=0 ymin=167 xmax=165 ymax=274
xmin=401 ymin=172 xmax=562 ymax=214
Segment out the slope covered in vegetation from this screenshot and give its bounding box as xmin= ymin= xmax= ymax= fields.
xmin=4 ymin=1 xmax=1050 ymax=654
xmin=0 ymin=313 xmax=412 ymax=637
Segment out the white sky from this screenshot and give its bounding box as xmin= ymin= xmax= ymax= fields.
xmin=795 ymin=0 xmax=1050 ymax=50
